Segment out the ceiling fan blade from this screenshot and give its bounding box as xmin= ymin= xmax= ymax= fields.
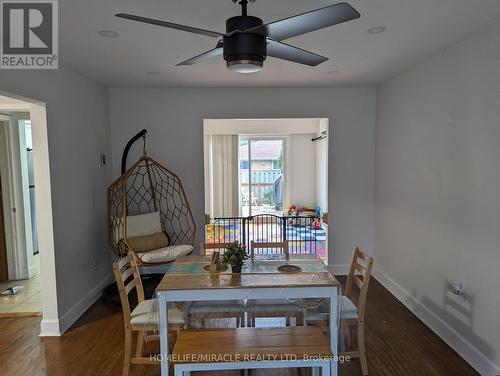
xmin=176 ymin=41 xmax=224 ymax=66
xmin=266 ymin=39 xmax=328 ymax=66
xmin=115 ymin=13 xmax=224 ymax=38
xmin=243 ymin=2 xmax=360 ymax=41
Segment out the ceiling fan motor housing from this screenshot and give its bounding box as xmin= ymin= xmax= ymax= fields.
xmin=223 ymin=16 xmax=266 ymax=67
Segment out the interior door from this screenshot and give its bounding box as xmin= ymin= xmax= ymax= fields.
xmin=0 ymin=176 xmax=8 ymax=282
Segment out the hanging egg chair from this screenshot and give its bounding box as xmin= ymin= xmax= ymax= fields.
xmin=108 ymin=130 xmax=196 ymax=265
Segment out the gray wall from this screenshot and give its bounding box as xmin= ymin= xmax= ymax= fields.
xmin=0 ymin=66 xmax=112 ymax=317
xmin=109 ymin=87 xmax=376 ymax=267
xmin=375 ymin=21 xmax=500 ymax=373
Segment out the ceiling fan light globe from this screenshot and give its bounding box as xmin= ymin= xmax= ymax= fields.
xmin=226 ymin=60 xmax=263 ymax=73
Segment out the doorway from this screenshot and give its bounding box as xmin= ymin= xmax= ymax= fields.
xmin=0 ymin=176 xmax=8 ymax=281
xmin=0 ymin=92 xmax=58 ymax=334
xmin=203 ymin=118 xmax=329 ymax=262
xmin=0 ymin=112 xmax=42 ymax=315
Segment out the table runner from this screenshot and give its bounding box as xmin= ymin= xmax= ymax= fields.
xmin=165 ymin=255 xmax=328 ymax=275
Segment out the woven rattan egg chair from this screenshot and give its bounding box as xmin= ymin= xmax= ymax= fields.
xmin=108 ymin=155 xmax=196 ymax=266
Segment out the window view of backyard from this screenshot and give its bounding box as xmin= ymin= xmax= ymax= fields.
xmin=239 ymin=139 xmax=284 ymax=216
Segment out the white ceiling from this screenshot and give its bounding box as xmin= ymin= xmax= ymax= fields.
xmin=59 ymin=0 xmax=500 ymax=87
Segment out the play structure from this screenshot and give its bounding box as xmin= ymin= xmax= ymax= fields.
xmin=108 ymin=129 xmax=196 ymax=265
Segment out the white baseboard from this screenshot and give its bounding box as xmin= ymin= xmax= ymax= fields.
xmin=39 ymin=318 xmax=61 ymax=337
xmin=373 ymin=267 xmax=500 ymax=375
xmin=28 ymin=263 xmax=39 ymax=279
xmin=328 ymin=264 xmax=350 ymax=275
xmin=56 ymin=273 xmax=114 ymax=335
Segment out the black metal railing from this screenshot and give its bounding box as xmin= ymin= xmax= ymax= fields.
xmin=205 ymin=214 xmax=326 ymax=256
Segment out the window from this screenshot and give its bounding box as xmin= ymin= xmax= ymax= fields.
xmin=239 ymin=138 xmax=285 ymax=216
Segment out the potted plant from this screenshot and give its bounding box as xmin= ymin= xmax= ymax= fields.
xmin=221 ymin=241 xmax=248 ymax=273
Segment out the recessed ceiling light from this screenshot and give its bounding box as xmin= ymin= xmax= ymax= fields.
xmin=367 ymin=26 xmax=386 ymax=34
xmin=327 ymin=70 xmax=340 ymax=75
xmin=146 ymin=71 xmax=160 ymax=76
xmin=98 ymin=30 xmax=120 ymax=38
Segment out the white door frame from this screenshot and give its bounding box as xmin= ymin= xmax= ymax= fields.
xmin=204 ymin=118 xmax=330 ymax=262
xmin=0 ymin=91 xmax=59 ymax=336
xmin=204 ymin=118 xmax=325 ymax=218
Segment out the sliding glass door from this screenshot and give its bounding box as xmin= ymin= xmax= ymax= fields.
xmin=239 ymin=138 xmax=285 ymax=216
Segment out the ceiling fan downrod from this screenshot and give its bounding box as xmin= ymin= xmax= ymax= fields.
xmin=233 ymin=0 xmax=255 ymax=17
xmin=239 ymin=0 xmax=248 ymax=16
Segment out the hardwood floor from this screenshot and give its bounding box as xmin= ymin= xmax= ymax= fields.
xmin=0 ymin=277 xmax=478 ymax=376
xmin=0 ymin=255 xmax=42 ymax=317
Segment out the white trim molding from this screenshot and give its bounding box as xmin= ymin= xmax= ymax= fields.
xmin=57 ymin=273 xmax=114 ymax=335
xmin=204 ymin=118 xmax=325 ymax=136
xmin=40 ymin=274 xmax=114 ymax=337
xmin=373 ymin=268 xmax=500 ymax=375
xmin=39 ymin=319 xmax=61 ymax=337
xmin=29 ymin=101 xmax=60 ymax=336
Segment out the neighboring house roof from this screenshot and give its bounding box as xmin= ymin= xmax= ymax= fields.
xmin=239 ymin=140 xmax=282 ymax=161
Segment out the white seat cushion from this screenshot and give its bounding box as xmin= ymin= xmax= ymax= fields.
xmin=189 ymin=300 xmax=246 ymax=314
xmin=138 ymin=244 xmax=193 ymax=263
xmin=130 ymin=299 xmax=185 ymax=327
xmin=246 ymin=299 xmax=302 ymax=313
xmin=304 ymin=295 xmax=358 ymax=321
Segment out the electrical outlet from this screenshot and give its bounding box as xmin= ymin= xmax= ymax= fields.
xmin=452 ymin=281 xmax=465 ymax=301
xmin=93 ymin=260 xmax=98 ymax=271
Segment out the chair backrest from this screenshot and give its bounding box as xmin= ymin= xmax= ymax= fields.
xmin=251 ymin=240 xmax=289 ymax=260
xmin=112 ymin=253 xmax=145 ymax=326
xmin=344 ymin=247 xmax=374 ymax=322
xmin=200 ymin=242 xmax=233 ymax=256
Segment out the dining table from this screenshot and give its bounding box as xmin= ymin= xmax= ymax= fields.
xmin=156 ymin=253 xmax=341 ymax=376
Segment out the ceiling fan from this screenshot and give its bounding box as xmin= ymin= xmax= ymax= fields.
xmin=116 ymin=1 xmax=360 ymax=74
